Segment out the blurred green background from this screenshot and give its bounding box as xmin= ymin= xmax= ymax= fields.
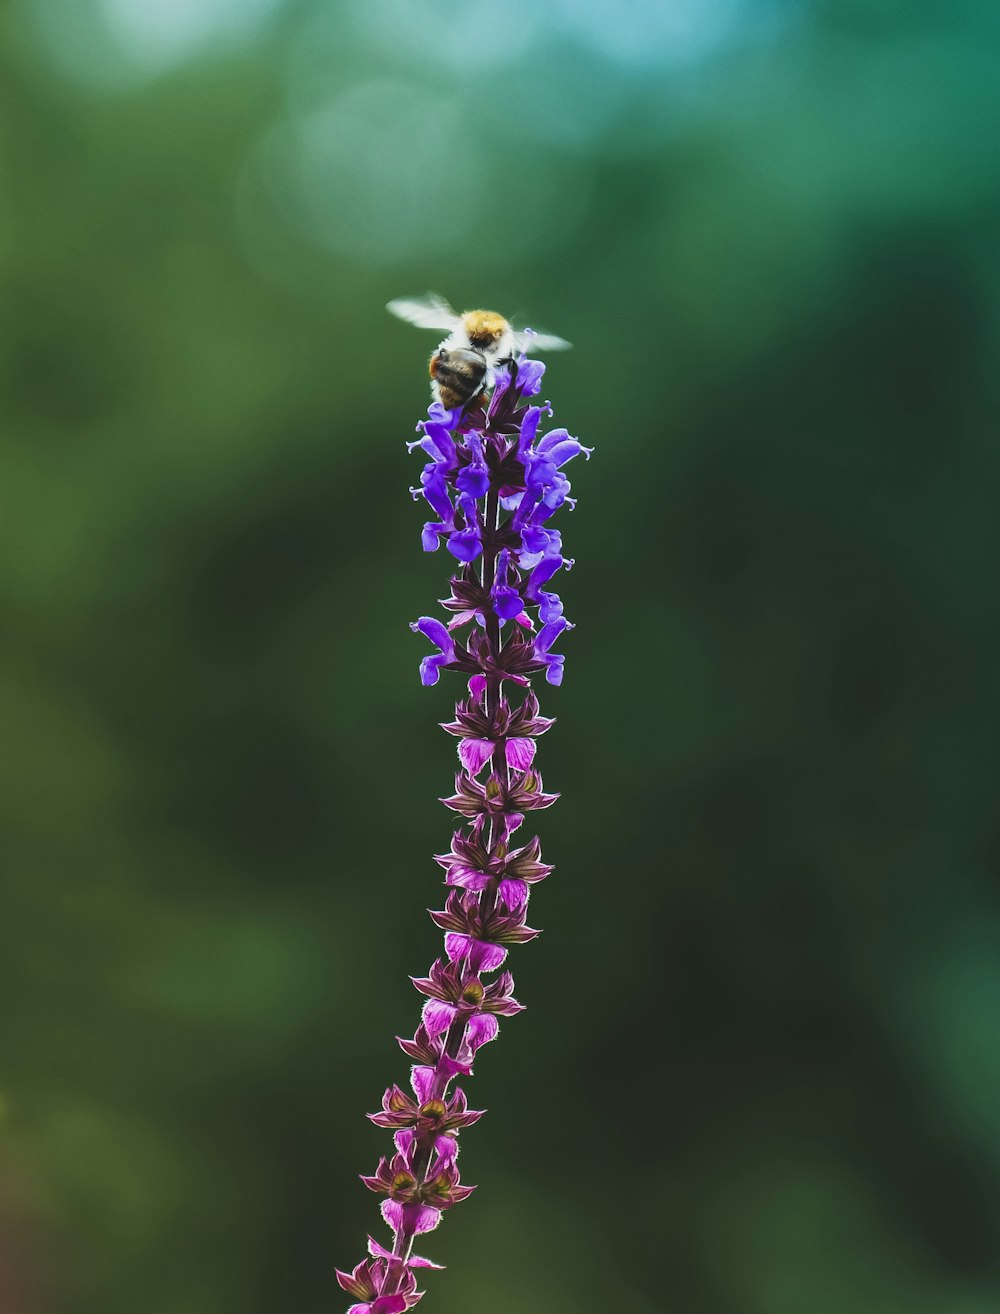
xmin=2 ymin=0 xmax=999 ymax=1311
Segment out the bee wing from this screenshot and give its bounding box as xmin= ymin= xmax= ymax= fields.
xmin=513 ymin=328 xmax=572 ymax=354
xmin=386 ymin=294 xmax=461 ymax=332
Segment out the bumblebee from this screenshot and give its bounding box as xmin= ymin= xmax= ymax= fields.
xmin=388 ymin=294 xmax=571 ymax=408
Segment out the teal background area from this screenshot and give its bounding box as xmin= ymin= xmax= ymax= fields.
xmin=1 ymin=1 xmax=999 ymax=1311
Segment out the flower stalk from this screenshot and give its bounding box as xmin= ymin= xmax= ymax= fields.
xmin=338 ymin=347 xmax=590 ymax=1313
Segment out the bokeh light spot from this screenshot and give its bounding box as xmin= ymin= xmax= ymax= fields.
xmin=21 ymin=0 xmax=280 ymax=88
xmin=551 ymin=0 xmax=748 ymax=69
xmin=347 ymin=0 xmax=541 ymax=71
xmin=258 ymin=81 xmax=487 ymax=264
xmin=101 ymin=0 xmax=281 ymax=69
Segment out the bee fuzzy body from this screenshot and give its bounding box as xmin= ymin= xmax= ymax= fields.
xmin=429 ymin=347 xmax=489 ymax=410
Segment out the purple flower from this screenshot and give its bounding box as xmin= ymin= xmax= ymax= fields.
xmin=456 ymin=432 xmax=490 ymax=499
xmin=533 ymin=615 xmax=573 ymax=686
xmin=490 ymin=549 xmax=524 ymax=622
xmin=517 ymin=405 xmax=546 ymax=456
xmin=339 ymin=334 xmax=589 ymax=1313
xmin=518 ymin=525 xmax=563 ymax=569
xmin=446 ymin=493 xmax=483 ymax=563
xmin=408 ymin=412 xmax=457 ymax=468
xmin=410 ymin=618 xmax=455 ymax=687
xmin=523 ymin=552 xmax=566 ymax=602
xmin=536 ymin=426 xmax=593 ymax=467
xmin=516 ymin=355 xmax=545 ymax=396
xmin=537 ymin=591 xmax=564 ymax=624
xmin=415 ymin=462 xmax=455 ymax=525
xmin=422 ymin=416 xmax=459 ymax=461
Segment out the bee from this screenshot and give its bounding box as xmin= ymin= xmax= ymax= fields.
xmin=387 ymin=293 xmax=571 ymax=409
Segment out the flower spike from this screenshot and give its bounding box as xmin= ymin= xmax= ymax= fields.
xmin=339 ymin=317 xmax=589 ymax=1311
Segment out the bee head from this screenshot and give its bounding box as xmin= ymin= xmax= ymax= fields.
xmin=462 ymin=309 xmax=509 ymax=351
